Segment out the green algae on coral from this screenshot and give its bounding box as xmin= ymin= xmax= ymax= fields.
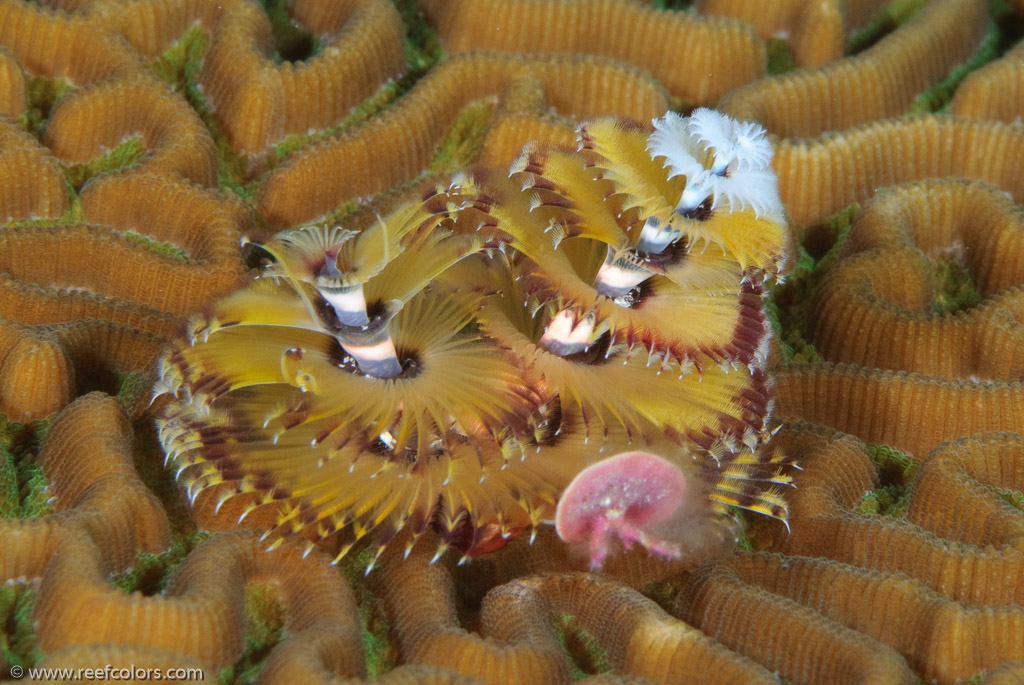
xmin=64 ymin=136 xmax=145 ymax=191
xmin=427 ymin=99 xmax=493 ymax=174
xmin=766 ymin=38 xmax=797 ymax=76
xmin=114 ymin=371 xmax=150 ymax=409
xmin=768 ymin=243 xmax=824 ymax=363
xmin=356 ymin=587 xmax=395 ymax=679
xmin=553 ymin=613 xmax=614 ymax=680
xmin=857 ymin=444 xmax=919 ymax=518
xmin=0 ymin=586 xmax=42 ymax=673
xmin=989 ymin=484 xmax=1024 ymax=514
xmin=151 ymin=22 xmax=208 ymax=95
xmin=846 ymin=0 xmax=929 ymax=53
xmin=930 ymin=252 xmax=983 ymax=315
xmin=152 ymin=25 xmax=254 ymax=202
xmin=269 ymin=80 xmax=404 ymax=164
xmin=110 ymin=533 xmax=209 ymax=597
xmin=119 ymin=231 xmax=189 ymax=261
xmin=908 ymin=18 xmax=1001 ymax=114
xmin=342 ymin=546 xmax=396 ymax=679
xmin=393 ymin=0 xmax=446 ymax=74
xmin=0 ymin=422 xmax=53 ymax=521
xmin=770 ymin=201 xmax=864 ymax=363
xmin=23 ymin=76 xmax=73 ymax=138
xmin=260 ymin=0 xmax=323 ymax=64
xmin=130 ymin=426 xmax=197 ymax=542
xmin=217 ymin=583 xmax=288 ymax=685
xmin=731 ymin=520 xmax=757 ymax=553
xmin=0 ymin=439 xmax=18 ymax=517
xmin=6 ymin=193 xmax=86 ymax=230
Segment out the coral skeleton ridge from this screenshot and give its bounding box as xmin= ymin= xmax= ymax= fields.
xmin=1 ymin=0 xmax=1024 ymax=681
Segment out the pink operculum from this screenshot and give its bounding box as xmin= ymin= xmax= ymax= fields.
xmin=555 ymin=451 xmax=687 ymax=569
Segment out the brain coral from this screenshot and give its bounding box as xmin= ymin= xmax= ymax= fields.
xmin=0 ymin=0 xmax=1023 ymax=682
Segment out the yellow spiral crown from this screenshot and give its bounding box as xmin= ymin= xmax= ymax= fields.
xmin=155 ymin=110 xmax=795 ymax=569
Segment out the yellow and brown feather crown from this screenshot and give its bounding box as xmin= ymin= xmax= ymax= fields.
xmin=156 ymin=110 xmax=795 ymax=567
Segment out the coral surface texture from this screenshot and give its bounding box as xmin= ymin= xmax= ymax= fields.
xmin=0 ymin=0 xmax=1023 ymax=683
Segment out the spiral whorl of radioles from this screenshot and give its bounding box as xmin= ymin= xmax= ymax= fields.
xmin=155 ymin=110 xmax=794 ymax=568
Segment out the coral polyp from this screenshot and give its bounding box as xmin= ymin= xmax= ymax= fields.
xmin=155 ymin=111 xmax=794 ymax=568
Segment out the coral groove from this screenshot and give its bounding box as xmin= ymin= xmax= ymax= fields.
xmin=370 ymin=536 xmax=776 ymax=684
xmin=258 ymin=53 xmax=670 ymax=228
xmin=0 ymin=168 xmax=245 ymax=418
xmin=43 ymin=76 xmax=217 ymax=187
xmin=421 ymin=0 xmax=765 ymax=103
xmin=0 ymin=116 xmax=66 ymax=221
xmin=774 ymin=115 xmax=1024 ymax=226
xmin=773 ymin=363 xmax=1024 ymax=456
xmin=706 ymin=427 xmax=1024 ymax=682
xmin=718 ymin=0 xmax=989 ymax=138
xmin=0 ymin=393 xmax=170 ymax=583
xmin=199 ymin=0 xmax=406 ymax=165
xmin=1 ymin=0 xmax=1024 ymax=680
xmin=952 ymin=37 xmax=1024 ymax=123
xmin=35 ymin=529 xmax=364 ymax=675
xmin=696 ymin=0 xmax=859 ymax=67
xmin=676 ymin=557 xmax=916 ymax=684
xmin=0 ymin=47 xmax=25 ymax=117
xmin=810 ymin=180 xmax=1024 ymax=379
xmin=0 ymin=0 xmax=144 ymax=84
